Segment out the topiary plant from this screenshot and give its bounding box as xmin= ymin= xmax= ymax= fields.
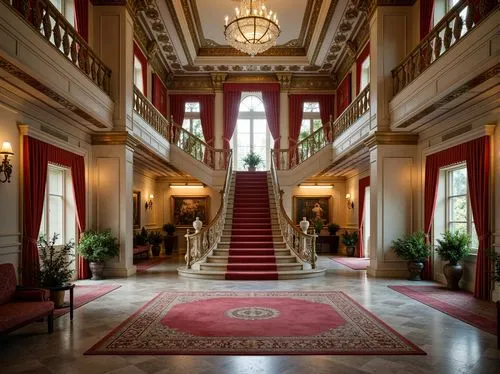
xmin=392 ymin=232 xmax=430 ymax=261
xmin=78 ymin=230 xmax=119 ymax=263
xmin=435 ymin=230 xmax=471 ymax=265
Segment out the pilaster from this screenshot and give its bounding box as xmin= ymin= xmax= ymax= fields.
xmin=211 ymin=73 xmax=227 ymax=149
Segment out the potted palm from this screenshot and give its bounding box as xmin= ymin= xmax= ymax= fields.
xmin=78 ymin=230 xmax=119 ymax=280
xmin=342 ymin=231 xmax=359 ymax=257
xmin=38 ymin=234 xmax=74 ymax=308
xmin=435 ymin=230 xmax=471 ymax=290
xmin=392 ymin=232 xmax=430 ymax=281
xmin=242 ymin=151 xmax=262 ymax=172
xmin=163 ymin=223 xmax=176 ymax=254
xmin=148 ymin=231 xmax=163 ymax=256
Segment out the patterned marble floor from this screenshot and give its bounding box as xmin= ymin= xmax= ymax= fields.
xmin=1 ymin=255 xmax=498 ymax=374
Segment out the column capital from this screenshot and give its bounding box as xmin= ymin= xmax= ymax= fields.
xmin=364 ymin=131 xmax=419 ymax=149
xmin=275 ymin=73 xmax=293 ymax=92
xmin=210 ymin=73 xmax=227 ymax=92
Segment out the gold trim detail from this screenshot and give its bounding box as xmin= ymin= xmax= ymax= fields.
xmin=364 ymin=132 xmax=419 ymax=148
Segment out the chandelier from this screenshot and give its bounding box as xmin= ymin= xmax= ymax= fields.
xmin=224 ymin=0 xmax=281 ymax=57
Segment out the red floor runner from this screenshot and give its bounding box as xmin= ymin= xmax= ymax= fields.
xmin=225 ymin=172 xmax=278 ymax=280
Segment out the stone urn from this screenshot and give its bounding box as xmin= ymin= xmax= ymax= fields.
xmin=407 ymin=260 xmax=425 ymax=281
xmin=443 ymin=262 xmax=463 ymax=290
xmin=346 ymin=246 xmax=356 ymax=257
xmin=193 ymin=217 xmax=203 ymax=233
xmin=299 ymin=217 xmax=310 ymax=234
xmin=89 ymin=261 xmax=105 ymax=280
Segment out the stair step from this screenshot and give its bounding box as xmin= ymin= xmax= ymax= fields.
xmin=207 ymin=255 xmax=298 ymax=263
xmin=200 ymin=263 xmax=303 ymax=271
xmin=223 ymin=235 xmax=283 ymax=241
xmin=214 ymin=248 xmax=290 ymax=256
xmin=178 ymin=267 xmax=327 ymax=280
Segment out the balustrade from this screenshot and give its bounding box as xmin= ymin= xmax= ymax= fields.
xmin=8 ymin=0 xmax=112 ymax=94
xmin=392 ymin=0 xmax=498 ymax=95
xmin=133 ymin=87 xmax=231 ymax=170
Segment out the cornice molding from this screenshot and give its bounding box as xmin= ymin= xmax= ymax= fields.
xmin=91 ymin=131 xmax=139 ymax=148
xmin=91 ymin=0 xmax=147 ymax=16
xmin=364 ymin=131 xmax=419 ymax=149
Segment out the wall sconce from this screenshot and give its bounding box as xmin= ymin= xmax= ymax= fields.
xmin=145 ymin=193 xmax=154 ymax=210
xmin=170 ymin=183 xmax=204 ymax=189
xmin=346 ymin=193 xmax=354 ymax=210
xmin=298 ymin=183 xmax=334 ymax=189
xmin=0 ymin=142 xmax=14 ymax=183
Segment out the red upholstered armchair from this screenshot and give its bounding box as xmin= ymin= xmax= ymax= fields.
xmin=0 ymin=263 xmax=54 ymax=334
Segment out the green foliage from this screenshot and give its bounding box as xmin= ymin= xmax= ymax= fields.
xmin=242 ymin=152 xmax=263 ymax=168
xmin=78 ymin=230 xmax=119 ymax=263
xmin=328 ymin=223 xmax=340 ymax=235
xmin=163 ymin=223 xmax=176 ymax=235
xmin=392 ymin=232 xmax=430 ymax=261
xmin=342 ymin=231 xmax=359 ymax=247
xmin=134 ymin=227 xmax=149 ymax=247
xmin=299 ymin=130 xmax=310 ymax=141
xmin=38 ymin=234 xmax=74 ymax=287
xmin=148 ymin=231 xmax=163 ymax=245
xmin=435 ymin=230 xmax=471 ymax=265
xmin=314 ymin=219 xmax=324 ymax=233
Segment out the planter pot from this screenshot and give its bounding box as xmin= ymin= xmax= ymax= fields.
xmin=89 ymin=261 xmax=105 ymax=280
xmin=164 ymin=235 xmax=175 ymax=254
xmin=443 ymin=263 xmax=463 ymax=290
xmin=248 ymin=166 xmax=256 ymax=172
xmin=407 ymin=260 xmax=424 ymax=281
xmin=346 ymin=246 xmax=355 ymax=257
xmin=50 ymin=290 xmax=65 ymax=309
xmin=151 ymin=245 xmax=161 ymax=256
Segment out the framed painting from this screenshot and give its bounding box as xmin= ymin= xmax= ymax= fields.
xmin=133 ymin=191 xmax=141 ymax=229
xmin=172 ymin=196 xmax=210 ymax=227
xmin=293 ymin=196 xmax=331 ymax=225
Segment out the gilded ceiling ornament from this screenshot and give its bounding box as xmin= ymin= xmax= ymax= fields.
xmin=157 ymin=34 xmax=170 ymax=43
xmin=151 ymin=22 xmax=164 ymax=32
xmin=345 ymin=40 xmax=357 ymax=58
xmin=145 ymin=8 xmax=159 ymax=19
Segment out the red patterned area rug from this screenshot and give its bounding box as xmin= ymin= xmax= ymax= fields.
xmin=85 ymin=291 xmax=425 ymax=355
xmin=135 ymin=257 xmax=169 ymax=272
xmin=389 ymin=285 xmax=497 ymax=335
xmin=54 ymin=285 xmax=121 ymax=318
xmin=330 ymin=257 xmax=370 ymax=270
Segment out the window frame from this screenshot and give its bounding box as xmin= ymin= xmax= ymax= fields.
xmin=300 ymin=102 xmax=322 ymax=141
xmin=182 ymin=102 xmax=204 ymax=141
xmin=444 ymin=164 xmax=477 ymax=252
xmin=359 ymin=56 xmax=370 ymax=92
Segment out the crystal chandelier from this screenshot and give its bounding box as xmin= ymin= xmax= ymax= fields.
xmin=224 ymin=0 xmax=281 ymax=57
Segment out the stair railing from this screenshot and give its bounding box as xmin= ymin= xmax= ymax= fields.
xmin=184 ymin=152 xmax=233 ymax=268
xmin=133 ymin=87 xmax=231 ymax=170
xmin=270 ymin=152 xmax=317 ymax=269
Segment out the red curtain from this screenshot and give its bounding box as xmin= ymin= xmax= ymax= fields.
xmin=423 ymin=136 xmax=491 ymax=299
xmin=262 ymin=90 xmax=280 ymax=149
xmin=223 ymin=90 xmax=242 ymax=150
xmin=133 ymin=43 xmax=148 ymax=94
xmin=74 ymin=0 xmax=89 ymax=42
xmin=358 ymin=176 xmax=370 ymax=258
xmin=420 ymin=0 xmax=435 ymax=40
xmin=356 ymin=43 xmax=370 ymax=94
xmin=199 ymin=95 xmax=215 ymax=164
xmin=317 ymin=95 xmax=335 ymax=141
xmin=337 ymin=73 xmax=352 ymax=116
xmin=22 ymin=136 xmax=88 ymax=285
xmin=288 ymin=95 xmax=304 ymax=164
xmin=152 ymin=74 xmax=167 ymax=117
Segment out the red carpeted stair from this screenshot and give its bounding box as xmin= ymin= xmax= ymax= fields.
xmin=225 ymin=171 xmax=278 ymax=280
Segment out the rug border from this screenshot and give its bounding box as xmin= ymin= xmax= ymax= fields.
xmin=54 ymin=284 xmax=121 ymax=318
xmin=388 ymin=285 xmax=497 ymax=336
xmin=84 ymin=291 xmax=426 ymax=356
xmin=329 ymin=257 xmax=370 ymax=271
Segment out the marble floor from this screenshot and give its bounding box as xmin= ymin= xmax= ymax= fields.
xmin=1 ymin=255 xmax=499 ymax=374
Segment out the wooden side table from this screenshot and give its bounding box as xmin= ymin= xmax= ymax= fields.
xmin=47 ymin=284 xmax=75 ymax=320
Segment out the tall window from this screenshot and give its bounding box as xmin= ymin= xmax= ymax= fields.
xmin=359 ymin=57 xmax=370 ymax=92
xmin=182 ymin=102 xmax=204 ymax=141
xmin=299 ymin=102 xmax=321 ymax=142
xmin=433 ymin=0 xmax=464 ymax=27
xmin=232 ymin=93 xmax=272 ymax=171
xmin=445 ymin=165 xmax=478 ymax=251
xmin=133 ymin=56 xmax=145 ymax=94
xmin=39 ymin=165 xmax=76 ymax=246
xmin=49 ymin=0 xmax=75 ymax=26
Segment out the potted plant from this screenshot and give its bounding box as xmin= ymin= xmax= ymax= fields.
xmin=148 ymin=231 xmax=163 ymax=256
xmin=328 ymin=223 xmax=340 ymax=236
xmin=38 ymin=234 xmax=74 ymax=308
xmin=342 ymin=231 xmax=359 ymax=257
xmin=163 ymin=223 xmax=176 ymax=254
xmin=313 ymin=219 xmax=324 ymax=234
xmin=392 ymin=232 xmax=430 ymax=281
xmin=242 ymin=151 xmax=262 ymax=172
xmin=78 ymin=230 xmax=119 ymax=280
xmin=435 ymin=230 xmax=471 ymax=290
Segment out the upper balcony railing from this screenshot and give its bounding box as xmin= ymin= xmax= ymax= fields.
xmin=273 ymin=86 xmax=370 ymax=170
xmin=392 ymin=0 xmax=498 ymax=95
xmin=133 ymin=87 xmax=231 ymax=170
xmin=7 ymin=0 xmax=112 ymax=94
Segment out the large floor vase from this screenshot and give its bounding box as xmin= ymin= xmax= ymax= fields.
xmin=90 ymin=261 xmax=105 ymax=280
xmin=407 ymin=261 xmax=424 ymax=281
xmin=443 ymin=262 xmax=463 ymax=290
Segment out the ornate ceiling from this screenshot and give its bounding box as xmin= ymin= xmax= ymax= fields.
xmin=137 ymin=0 xmax=370 ymax=81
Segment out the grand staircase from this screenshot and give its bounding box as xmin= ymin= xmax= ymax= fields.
xmin=178 ymin=171 xmax=326 ymax=280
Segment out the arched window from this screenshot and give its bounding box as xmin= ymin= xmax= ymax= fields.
xmin=231 ymin=93 xmax=273 ymax=171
